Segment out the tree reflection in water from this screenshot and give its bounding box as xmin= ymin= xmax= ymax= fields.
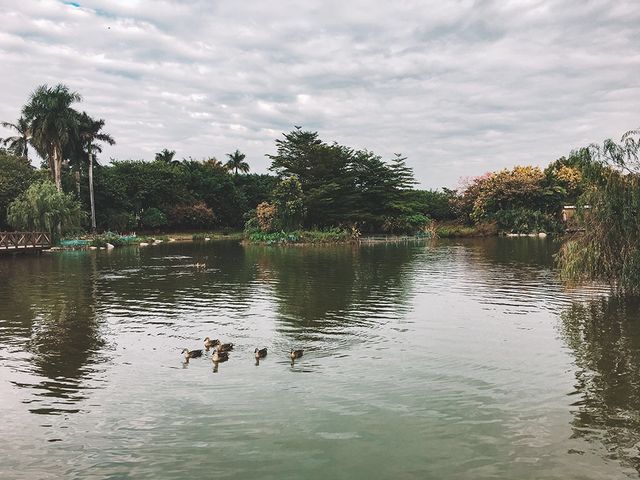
xmin=0 ymin=253 xmax=105 ymax=415
xmin=245 ymin=243 xmax=417 ymax=349
xmin=560 ymin=296 xmax=640 ymax=473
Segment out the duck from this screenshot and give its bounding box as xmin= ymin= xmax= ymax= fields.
xmin=290 ymin=349 xmax=304 ymax=360
xmin=203 ymin=337 xmax=216 ymax=350
xmin=213 ymin=340 xmax=234 ymax=352
xmin=212 ymin=350 xmax=229 ymax=363
xmin=181 ymin=348 xmax=203 ymax=361
xmin=255 ymin=347 xmax=268 ymax=359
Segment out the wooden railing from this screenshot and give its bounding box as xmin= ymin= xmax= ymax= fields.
xmin=0 ymin=232 xmax=52 ymax=251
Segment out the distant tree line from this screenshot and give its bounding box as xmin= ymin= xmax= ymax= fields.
xmin=2 ymin=83 xmax=639 ymax=295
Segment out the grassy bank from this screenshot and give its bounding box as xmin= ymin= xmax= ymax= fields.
xmin=245 ymin=228 xmax=354 ymax=245
xmin=434 ymin=222 xmax=498 ymax=238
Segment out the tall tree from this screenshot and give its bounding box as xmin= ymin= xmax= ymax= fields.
xmin=225 ymin=149 xmax=250 ymax=175
xmin=77 ymin=112 xmax=115 ymax=232
xmin=0 ymin=116 xmax=31 ymax=161
xmin=155 ymin=148 xmax=177 ymax=163
xmin=22 ymin=84 xmax=82 ymax=191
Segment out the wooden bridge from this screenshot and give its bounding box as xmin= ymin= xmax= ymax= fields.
xmin=0 ymin=232 xmax=52 ymax=252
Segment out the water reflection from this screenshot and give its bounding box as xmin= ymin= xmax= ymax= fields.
xmin=0 ymin=253 xmax=105 ymax=415
xmin=560 ymin=297 xmax=640 ymax=473
xmin=244 ymin=244 xmax=416 ymax=349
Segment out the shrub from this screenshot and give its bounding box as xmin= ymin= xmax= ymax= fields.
xmin=382 ymin=214 xmax=431 ymax=234
xmin=493 ymin=208 xmax=563 ymax=234
xmin=91 ymin=232 xmax=136 ymax=247
xmin=167 ymin=201 xmax=216 ymax=229
xmin=105 ymin=211 xmax=137 ymax=232
xmin=141 ymin=207 xmax=167 ymax=229
xmin=255 ymin=202 xmax=278 ymax=232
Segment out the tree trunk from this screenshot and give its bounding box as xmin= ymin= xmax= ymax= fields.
xmin=75 ymin=171 xmax=81 ymax=198
xmin=89 ymin=151 xmax=96 ymax=232
xmin=53 ymin=145 xmax=62 ymax=192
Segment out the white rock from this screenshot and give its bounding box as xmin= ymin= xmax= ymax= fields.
xmin=89 ymin=246 xmax=98 ymax=250
xmin=105 ymin=243 xmax=115 ymax=249
xmin=538 ymin=232 xmax=547 ymax=238
xmin=204 ymin=237 xmax=211 ymax=241
xmin=154 ymin=239 xmax=163 ymax=244
xmin=139 ymin=242 xmax=149 ymax=247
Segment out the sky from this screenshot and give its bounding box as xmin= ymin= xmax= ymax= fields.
xmin=1 ymin=0 xmax=638 ymax=188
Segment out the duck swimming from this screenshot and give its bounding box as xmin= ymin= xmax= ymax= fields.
xmin=290 ymin=349 xmax=304 ymax=360
xmin=203 ymin=337 xmax=216 ymax=350
xmin=213 ymin=340 xmax=234 ymax=352
xmin=255 ymin=347 xmax=267 ymax=359
xmin=181 ymin=348 xmax=203 ymax=361
xmin=212 ymin=350 xmax=229 ymax=363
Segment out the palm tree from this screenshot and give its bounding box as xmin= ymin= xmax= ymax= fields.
xmin=155 ymin=148 xmax=177 ymax=163
xmin=225 ymin=149 xmax=249 ymax=175
xmin=22 ymin=84 xmax=82 ymax=192
xmin=1 ymin=116 xmax=31 ymax=161
xmin=77 ymin=112 xmax=115 ymax=232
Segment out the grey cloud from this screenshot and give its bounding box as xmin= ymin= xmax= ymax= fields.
xmin=0 ymin=0 xmax=638 ymax=187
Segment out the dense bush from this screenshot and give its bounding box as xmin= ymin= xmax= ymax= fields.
xmin=381 ymin=213 xmax=431 ymax=234
xmin=167 ymin=201 xmax=216 ymax=230
xmin=493 ymin=208 xmax=563 ymax=234
xmin=141 ymin=207 xmax=168 ymax=229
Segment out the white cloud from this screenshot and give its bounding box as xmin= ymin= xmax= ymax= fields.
xmin=0 ymin=0 xmax=638 ymax=187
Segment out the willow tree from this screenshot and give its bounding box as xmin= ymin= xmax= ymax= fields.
xmin=22 ymin=84 xmax=82 ymax=191
xmin=558 ymin=129 xmax=640 ymax=295
xmin=77 ymin=112 xmax=115 ymax=232
xmin=7 ymin=180 xmax=83 ymax=238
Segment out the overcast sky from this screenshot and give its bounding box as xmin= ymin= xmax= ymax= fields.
xmin=1 ymin=0 xmax=638 ymax=188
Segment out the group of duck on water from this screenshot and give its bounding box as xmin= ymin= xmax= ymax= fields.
xmin=181 ymin=337 xmax=304 ymax=366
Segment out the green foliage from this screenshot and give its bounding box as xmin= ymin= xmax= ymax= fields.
xmin=0 ymin=153 xmax=35 ymax=229
xmin=90 ymin=232 xmax=137 ymax=247
xmin=167 ymin=202 xmax=216 ymax=230
xmin=272 ymin=176 xmax=306 ymax=230
xmin=267 ymin=128 xmax=422 ymax=230
xmin=558 ymin=131 xmax=640 ymax=294
xmin=435 ymin=222 xmax=498 ymax=238
xmin=557 ymin=131 xmax=640 ymax=294
xmin=413 ymin=189 xmax=456 ymax=221
xmin=247 ymin=228 xmax=352 ymax=244
xmin=22 ymin=84 xmax=82 ymax=189
xmin=382 ymin=213 xmax=431 ymax=234
xmin=141 ymin=207 xmax=167 ymax=229
xmin=494 ymin=208 xmax=563 ymax=234
xmin=1 ymin=117 xmax=30 ymax=160
xmin=155 ymin=148 xmax=176 ymax=163
xmin=7 ymin=180 xmax=83 ymax=236
xmin=225 ymin=149 xmax=250 ymax=174
xmin=454 ymin=165 xmax=570 ymax=233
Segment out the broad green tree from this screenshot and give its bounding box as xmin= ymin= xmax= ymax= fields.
xmin=22 ymin=84 xmax=82 ymax=192
xmin=225 ymin=149 xmax=250 ymax=175
xmin=77 ymin=112 xmax=115 ymax=232
xmin=1 ymin=116 xmax=30 ymax=161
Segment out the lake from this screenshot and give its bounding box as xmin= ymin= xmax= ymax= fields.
xmin=1 ymin=238 xmax=639 ymax=479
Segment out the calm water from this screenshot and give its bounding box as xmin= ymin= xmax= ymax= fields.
xmin=1 ymin=238 xmax=639 ymax=479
